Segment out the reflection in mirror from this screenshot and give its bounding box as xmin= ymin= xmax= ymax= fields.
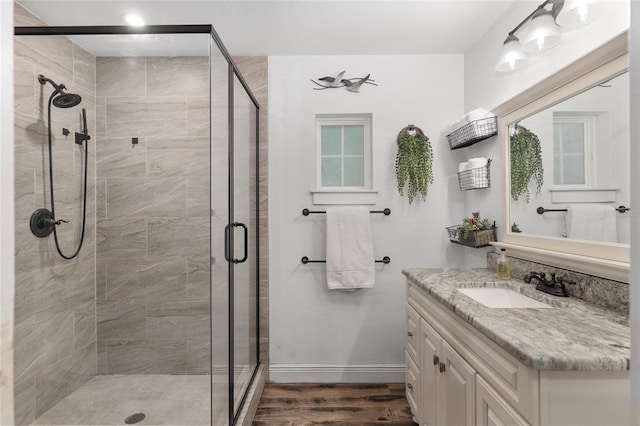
xmin=509 ymin=72 xmax=629 ymax=244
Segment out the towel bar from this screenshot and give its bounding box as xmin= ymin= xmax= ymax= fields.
xmin=302 ymin=208 xmax=391 ymax=216
xmin=537 ymin=205 xmax=630 ymax=214
xmin=301 ymin=256 xmax=390 ymax=264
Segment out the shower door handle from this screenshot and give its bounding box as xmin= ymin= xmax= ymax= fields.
xmin=224 ymin=222 xmax=248 ymax=264
xmin=232 ymin=222 xmax=248 ymax=264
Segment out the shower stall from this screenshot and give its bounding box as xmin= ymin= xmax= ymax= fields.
xmin=14 ymin=16 xmax=260 ymax=426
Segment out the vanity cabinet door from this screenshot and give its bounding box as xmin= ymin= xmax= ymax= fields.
xmin=420 ymin=318 xmax=441 ymax=426
xmin=476 ymin=376 xmax=529 ymax=426
xmin=442 ymin=340 xmax=476 ymax=426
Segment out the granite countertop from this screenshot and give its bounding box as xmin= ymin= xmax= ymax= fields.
xmin=403 ymin=268 xmax=630 ymax=371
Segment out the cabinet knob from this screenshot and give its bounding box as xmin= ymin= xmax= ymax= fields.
xmin=407 ymin=331 xmax=413 ymax=337
xmin=439 ymin=362 xmax=446 ymax=373
xmin=433 ymin=355 xmax=439 ymax=366
xmin=407 ymin=383 xmax=413 ymax=390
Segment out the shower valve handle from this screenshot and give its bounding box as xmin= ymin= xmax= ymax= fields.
xmin=44 ymin=218 xmax=69 ymax=226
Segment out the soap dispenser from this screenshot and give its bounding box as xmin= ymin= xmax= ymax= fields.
xmin=497 ymin=248 xmax=511 ymax=280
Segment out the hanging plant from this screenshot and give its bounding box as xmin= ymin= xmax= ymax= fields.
xmin=510 ymin=126 xmax=544 ymax=202
xmin=395 ymin=125 xmax=434 ymax=204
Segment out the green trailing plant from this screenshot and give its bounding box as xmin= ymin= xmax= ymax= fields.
xmin=456 ymin=211 xmax=492 ymax=239
xmin=395 ymin=126 xmax=434 ymax=203
xmin=510 ymin=126 xmax=544 ymax=202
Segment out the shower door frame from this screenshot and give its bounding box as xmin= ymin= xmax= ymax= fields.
xmin=14 ymin=24 xmax=261 ymax=426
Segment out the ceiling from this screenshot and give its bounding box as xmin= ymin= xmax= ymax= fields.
xmin=17 ymin=0 xmax=517 ymax=56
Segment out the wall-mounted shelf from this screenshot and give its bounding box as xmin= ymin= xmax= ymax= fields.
xmin=457 ymin=159 xmax=491 ymax=191
xmin=446 ymin=226 xmax=497 ymax=248
xmin=446 ymin=117 xmax=497 ymax=150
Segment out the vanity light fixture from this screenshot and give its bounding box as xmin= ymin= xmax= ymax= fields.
xmin=495 ymin=0 xmax=602 ymax=73
xmin=123 ymin=13 xmax=145 ymax=27
xmin=555 ymin=0 xmax=603 ymax=26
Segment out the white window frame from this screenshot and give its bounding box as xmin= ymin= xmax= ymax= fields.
xmin=315 ymin=114 xmax=372 ymax=191
xmin=552 ymin=114 xmax=596 ymax=188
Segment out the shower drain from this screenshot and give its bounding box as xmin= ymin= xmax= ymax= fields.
xmin=125 ymin=412 xmax=146 ymax=424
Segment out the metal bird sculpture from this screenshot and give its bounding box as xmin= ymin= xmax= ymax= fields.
xmin=318 ymin=70 xmax=346 ymax=87
xmin=311 ymin=71 xmax=378 ymax=91
xmin=343 ymin=73 xmax=370 ymax=93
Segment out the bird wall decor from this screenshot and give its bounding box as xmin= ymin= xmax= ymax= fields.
xmin=311 ymin=70 xmax=378 ymax=92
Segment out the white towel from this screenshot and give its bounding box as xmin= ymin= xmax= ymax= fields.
xmin=467 ymin=157 xmax=488 ymax=188
xmin=326 ymin=206 xmax=375 ymax=290
xmin=566 ymin=205 xmax=617 ymax=242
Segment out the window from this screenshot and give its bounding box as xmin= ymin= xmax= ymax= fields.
xmin=316 ymin=114 xmax=372 ymax=190
xmin=553 ymin=114 xmax=595 ymax=186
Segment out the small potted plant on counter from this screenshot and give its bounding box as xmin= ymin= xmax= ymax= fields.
xmin=447 ymin=212 xmax=496 ymax=248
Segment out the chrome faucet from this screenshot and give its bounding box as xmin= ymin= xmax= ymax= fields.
xmin=523 ymin=272 xmax=574 ymax=297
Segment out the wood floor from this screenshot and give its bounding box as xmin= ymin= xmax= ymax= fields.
xmin=252 ymin=383 xmax=417 ymax=425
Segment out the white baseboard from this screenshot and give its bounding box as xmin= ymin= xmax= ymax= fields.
xmin=268 ymin=364 xmax=405 ymax=383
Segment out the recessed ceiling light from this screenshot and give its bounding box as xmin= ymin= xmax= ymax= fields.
xmin=124 ymin=13 xmax=145 ymax=27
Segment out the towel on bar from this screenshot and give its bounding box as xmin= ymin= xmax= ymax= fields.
xmin=326 ymin=206 xmax=375 ymax=290
xmin=566 ymin=204 xmax=617 ymax=242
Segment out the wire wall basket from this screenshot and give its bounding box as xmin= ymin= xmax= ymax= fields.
xmin=446 ymin=117 xmax=497 ymax=150
xmin=446 ymin=226 xmax=497 ymax=248
xmin=457 ymin=159 xmax=491 ymax=191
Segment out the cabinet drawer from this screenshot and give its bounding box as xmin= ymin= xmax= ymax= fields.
xmin=406 ymin=303 xmax=420 ymax=362
xmin=405 ymin=350 xmax=420 ymax=422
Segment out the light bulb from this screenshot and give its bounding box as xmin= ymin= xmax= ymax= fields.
xmin=124 ymin=13 xmax=145 ymax=27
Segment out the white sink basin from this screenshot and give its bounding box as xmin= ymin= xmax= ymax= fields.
xmin=457 ymin=288 xmax=552 ymax=309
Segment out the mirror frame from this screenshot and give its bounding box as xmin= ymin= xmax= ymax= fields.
xmin=492 ymin=31 xmax=629 ymax=282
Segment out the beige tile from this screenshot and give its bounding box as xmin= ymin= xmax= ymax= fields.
xmin=95 ymin=97 xmax=106 ymax=138
xmin=187 ymin=97 xmax=210 ymax=137
xmin=15 ymin=36 xmax=74 ymax=89
xmin=73 ymin=45 xmax=95 ymax=93
xmin=106 ymin=176 xmax=186 ymax=218
xmin=105 ymin=97 xmax=187 ymax=138
xmin=147 ymin=135 xmax=209 ymax=150
xmin=74 ymin=300 xmax=96 ymax=351
xmin=97 ymin=341 xmax=108 ymax=375
xmin=14 ymin=3 xmax=46 ymax=26
xmin=106 ymin=257 xmax=188 ymax=301
xmin=147 ymin=300 xmax=209 ymax=340
xmin=96 ymin=57 xmax=146 ymax=97
xmin=97 ymin=300 xmax=146 ymax=341
xmin=187 ymin=339 xmax=211 ymax=374
xmin=35 ymin=342 xmax=96 ymax=418
xmin=96 ymin=177 xmax=106 ymax=219
xmin=97 ymin=137 xmax=147 ymax=177
xmin=15 ymin=168 xmax=35 ymax=221
xmin=13 ymin=372 xmax=35 ymax=426
xmin=147 ymin=217 xmax=209 ymax=260
xmin=187 ymin=176 xmax=210 ymax=218
xmin=147 ymin=147 xmax=208 ymax=178
xmin=96 ymin=217 xmax=147 ymax=258
xmin=96 ymin=259 xmax=107 ymax=302
xmin=187 ymin=256 xmax=210 ymax=299
xmin=106 ymin=340 xmax=188 ymax=374
xmin=146 ymin=57 xmax=209 ymax=97
xmin=15 ymin=56 xmax=36 ymax=118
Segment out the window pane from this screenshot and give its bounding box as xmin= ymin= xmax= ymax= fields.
xmin=553 ymin=124 xmax=561 ymax=155
xmin=322 ymin=157 xmax=342 ymax=186
xmin=563 ymin=155 xmax=585 ymax=184
xmin=343 ymin=157 xmax=364 ymax=186
xmin=343 ymin=125 xmax=364 ymax=155
xmin=321 ymin=126 xmax=342 ymax=155
xmin=561 ymin=123 xmax=584 ymax=154
xmin=553 ymin=154 xmax=562 ymax=185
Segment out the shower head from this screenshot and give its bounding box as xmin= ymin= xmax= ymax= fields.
xmin=53 ymin=93 xmax=82 ymax=108
xmin=38 ymin=74 xmax=82 ymax=108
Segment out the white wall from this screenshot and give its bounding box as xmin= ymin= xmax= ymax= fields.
xmin=461 ymin=0 xmax=630 ymax=267
xmin=0 ymin=0 xmax=15 ymax=423
xmin=268 ymin=55 xmax=468 ymax=381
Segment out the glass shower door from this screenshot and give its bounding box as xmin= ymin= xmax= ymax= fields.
xmin=231 ymin=74 xmax=259 ymax=420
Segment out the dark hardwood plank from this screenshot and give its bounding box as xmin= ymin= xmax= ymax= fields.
xmin=252 ymin=383 xmax=417 ymax=425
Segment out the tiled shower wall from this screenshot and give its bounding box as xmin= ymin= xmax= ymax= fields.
xmin=13 ymin=5 xmax=97 ymax=424
xmin=95 ymin=56 xmax=211 ymax=374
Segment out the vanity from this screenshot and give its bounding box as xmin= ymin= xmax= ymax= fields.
xmin=404 ymin=268 xmax=630 ymax=426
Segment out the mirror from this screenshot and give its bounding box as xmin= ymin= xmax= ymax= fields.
xmin=509 ymin=71 xmax=629 ymax=244
xmin=495 ymin=32 xmax=629 ymax=282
